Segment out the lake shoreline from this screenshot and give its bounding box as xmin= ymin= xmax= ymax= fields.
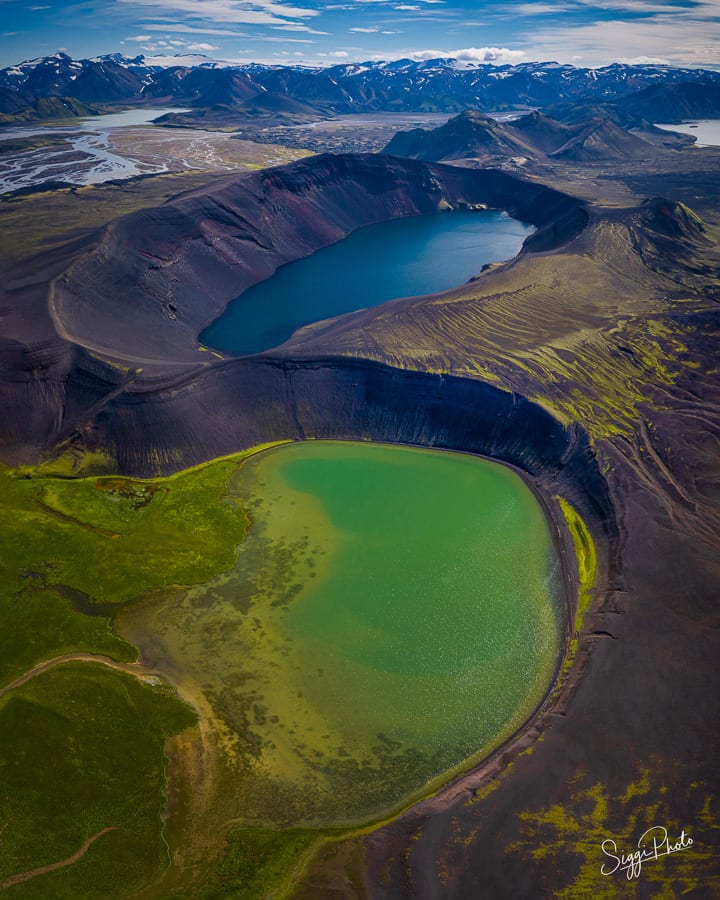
xmin=655 ymin=119 xmax=720 ymax=147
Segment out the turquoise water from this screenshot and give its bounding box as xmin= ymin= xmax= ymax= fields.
xmin=116 ymin=440 xmax=564 ymax=825
xmin=201 ymin=209 xmax=533 ymax=355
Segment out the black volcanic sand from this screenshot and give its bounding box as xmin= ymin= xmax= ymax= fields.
xmin=1 ymin=147 xmax=719 ymax=897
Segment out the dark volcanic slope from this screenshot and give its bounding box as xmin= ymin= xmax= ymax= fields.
xmin=541 ymin=116 xmax=651 ymax=161
xmin=508 ymin=109 xmax=578 ymax=152
xmin=617 ymin=79 xmax=720 ymax=122
xmin=384 ymin=110 xmax=529 ymax=160
xmin=1 ymin=149 xmax=719 ymax=897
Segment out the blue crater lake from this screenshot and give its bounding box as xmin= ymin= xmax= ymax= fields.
xmin=200 ymin=209 xmax=534 ymax=355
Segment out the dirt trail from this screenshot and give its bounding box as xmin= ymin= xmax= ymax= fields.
xmin=0 ymin=652 xmax=147 ymax=700
xmin=0 ymin=654 xmax=159 ymax=891
xmin=0 ymin=827 xmax=117 ymax=892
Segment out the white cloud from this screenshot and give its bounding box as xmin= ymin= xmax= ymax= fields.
xmin=524 ymin=12 xmax=720 ymax=67
xmin=140 ymin=23 xmax=247 ymax=35
xmin=614 ymin=54 xmax=672 ymax=64
xmin=574 ymin=0 xmax=701 ymax=13
xmin=186 ymin=41 xmax=219 ymax=50
xmin=409 ymin=46 xmax=526 ymax=64
xmin=350 ymin=26 xmax=379 ymax=31
xmin=117 ymin=0 xmax=320 ymax=26
xmin=255 ymin=35 xmax=315 ymax=44
xmin=126 ymin=33 xmax=153 ymax=40
xmin=272 ymin=23 xmax=330 ymax=33
xmin=329 ymin=50 xmax=350 ymax=57
xmin=395 ymin=3 xmax=420 ymax=8
xmin=511 ymin=3 xmax=566 ymax=14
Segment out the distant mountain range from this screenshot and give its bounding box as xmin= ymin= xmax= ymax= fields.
xmin=1 ymin=51 xmax=719 ymax=124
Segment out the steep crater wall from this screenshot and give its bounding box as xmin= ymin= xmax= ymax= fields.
xmin=51 ymin=153 xmax=588 ymax=363
xmin=88 ymin=355 xmax=615 ymax=557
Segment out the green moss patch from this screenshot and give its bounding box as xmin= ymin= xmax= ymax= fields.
xmin=201 ymin=828 xmax=320 ymax=899
xmin=557 ymin=496 xmax=597 ymax=603
xmin=0 ymin=589 xmax=135 ymax=687
xmin=556 ymin=496 xmax=597 ymax=677
xmin=509 ymin=766 xmax=719 ymax=898
xmin=0 ymin=458 xmax=250 ymax=683
xmin=10 ymin=461 xmax=250 ymax=604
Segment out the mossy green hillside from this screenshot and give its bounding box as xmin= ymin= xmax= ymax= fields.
xmin=0 ymin=662 xmax=195 ymax=898
xmin=4 ymin=460 xmax=250 ymax=603
xmin=558 ymin=496 xmax=597 ymax=605
xmin=303 ymin=213 xmax=716 ymax=443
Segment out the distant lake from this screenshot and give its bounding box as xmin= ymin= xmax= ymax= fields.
xmin=201 ymin=209 xmax=534 ymax=355
xmin=0 ymin=107 xmax=190 ymax=193
xmin=0 ymin=107 xmax=189 ymax=142
xmin=655 ymin=120 xmax=720 ymax=147
xmin=73 ymin=107 xmax=191 ymax=129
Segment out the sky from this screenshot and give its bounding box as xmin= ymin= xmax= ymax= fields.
xmin=1 ymin=0 xmax=719 ymax=70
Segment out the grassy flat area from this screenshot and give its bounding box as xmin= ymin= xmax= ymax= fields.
xmin=0 ymin=135 xmax=310 ymax=270
xmin=0 ymin=458 xmax=249 ymax=685
xmin=201 ymin=829 xmax=321 ymax=899
xmin=0 ymin=662 xmax=195 ymax=898
xmin=0 ymin=589 xmax=135 ymax=689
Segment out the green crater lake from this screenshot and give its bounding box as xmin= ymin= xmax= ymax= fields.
xmin=200 ymin=209 xmax=534 ymax=355
xmin=117 ymin=440 xmax=562 ymax=828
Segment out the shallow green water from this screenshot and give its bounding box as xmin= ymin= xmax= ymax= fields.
xmin=200 ymin=210 xmax=533 ymax=355
xmin=117 ymin=440 xmax=562 ymax=827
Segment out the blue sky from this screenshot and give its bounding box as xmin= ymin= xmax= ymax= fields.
xmin=1 ymin=0 xmax=719 ymax=69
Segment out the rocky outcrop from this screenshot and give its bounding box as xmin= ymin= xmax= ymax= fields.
xmin=383 ymin=108 xmax=656 ymax=165
xmin=384 ymin=110 xmax=529 ymax=160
